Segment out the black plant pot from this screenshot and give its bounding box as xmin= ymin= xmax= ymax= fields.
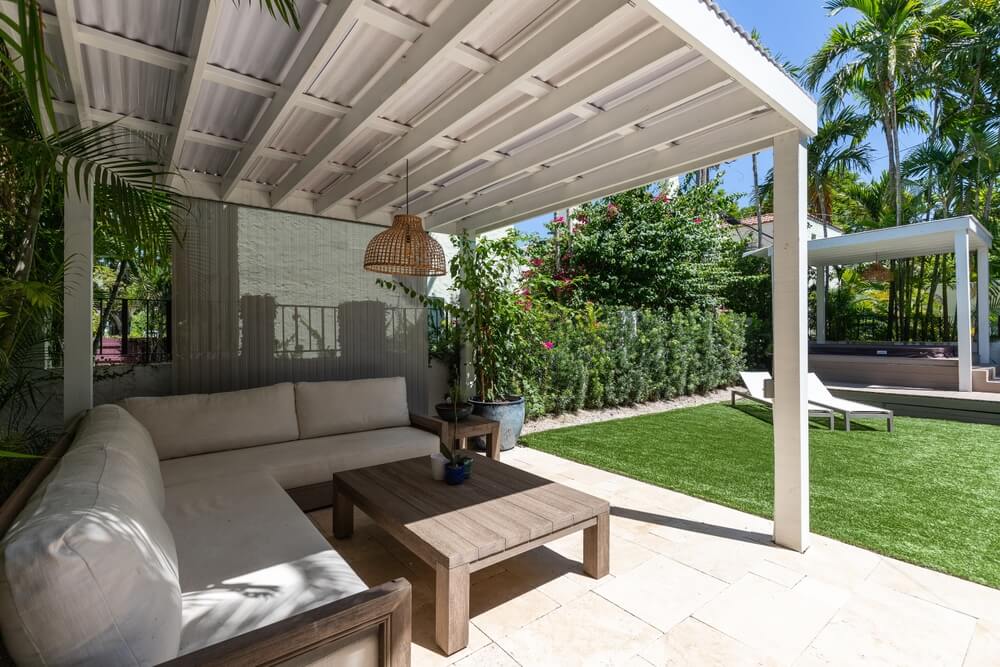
xmin=435 ymin=401 xmax=473 ymax=422
xmin=469 ymin=396 xmax=525 ymax=452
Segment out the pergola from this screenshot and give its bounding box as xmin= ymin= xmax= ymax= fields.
xmin=32 ymin=0 xmax=817 ymax=551
xmin=747 ymin=216 xmax=994 ymax=391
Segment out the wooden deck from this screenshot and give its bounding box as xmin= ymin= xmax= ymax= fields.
xmin=829 ymin=383 xmax=1000 ymax=425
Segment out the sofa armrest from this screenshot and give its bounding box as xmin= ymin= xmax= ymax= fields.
xmin=160 ymin=578 xmax=411 ymax=667
xmin=409 ymin=412 xmax=447 ymax=445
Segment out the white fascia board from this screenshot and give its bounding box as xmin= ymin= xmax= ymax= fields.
xmin=636 ymin=0 xmax=817 ymax=136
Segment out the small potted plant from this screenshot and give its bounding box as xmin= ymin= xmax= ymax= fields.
xmin=443 ymin=446 xmax=466 ymax=485
xmin=436 ymin=385 xmax=473 ymax=422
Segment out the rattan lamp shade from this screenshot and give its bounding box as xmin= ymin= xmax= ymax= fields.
xmin=363 ymin=213 xmax=446 ymax=276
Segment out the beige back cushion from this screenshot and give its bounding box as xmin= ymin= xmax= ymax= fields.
xmin=0 ymin=404 xmax=182 ymax=665
xmin=121 ymin=383 xmax=299 ymax=460
xmin=295 ymin=377 xmax=410 ymax=439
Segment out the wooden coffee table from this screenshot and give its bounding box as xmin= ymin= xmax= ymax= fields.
xmin=332 ymin=456 xmax=610 ymax=655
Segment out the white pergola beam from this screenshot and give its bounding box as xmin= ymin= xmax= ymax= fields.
xmin=270 ymin=0 xmax=502 ymax=208
xmin=412 ymin=64 xmax=731 ymax=218
xmin=202 ymin=66 xmax=279 ymax=98
xmin=771 ymin=129 xmax=810 ymax=553
xmin=221 ymin=0 xmax=367 ymax=200
xmin=955 ymin=231 xmax=973 ymax=391
xmin=445 ymin=111 xmax=789 ymax=232
xmin=166 ymin=1 xmax=221 ymax=168
xmin=358 ymin=0 xmax=427 ymax=41
xmin=637 ymin=0 xmax=817 ymax=136
xmin=357 ymin=29 xmax=690 ymax=218
xmin=75 ymin=22 xmax=188 ymax=70
xmin=53 ymin=0 xmax=92 ymax=126
xmin=428 ymin=89 xmax=763 ymax=228
xmin=977 ymin=247 xmax=991 ymax=364
xmin=314 ymin=0 xmax=624 ymax=215
xmin=63 ymin=178 xmax=94 ymax=423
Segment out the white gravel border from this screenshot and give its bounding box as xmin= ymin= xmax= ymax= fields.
xmin=521 ymin=387 xmax=734 ymax=435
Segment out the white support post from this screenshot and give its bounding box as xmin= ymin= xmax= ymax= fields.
xmin=955 ymin=232 xmax=973 ymax=391
xmin=771 ymin=131 xmax=810 ymax=552
xmin=977 ymin=247 xmax=991 ymax=365
xmin=816 ymin=265 xmax=826 ymax=344
xmin=63 ymin=179 xmax=94 ymax=422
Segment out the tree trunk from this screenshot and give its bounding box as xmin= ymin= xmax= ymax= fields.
xmin=913 ymin=257 xmax=927 ymax=340
xmin=923 ymin=255 xmax=940 ymax=340
xmin=752 ymin=152 xmax=762 ymax=248
xmin=94 ymin=261 xmax=128 ymax=353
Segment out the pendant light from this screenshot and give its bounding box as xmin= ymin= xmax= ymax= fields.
xmin=861 ymin=251 xmax=893 ymax=282
xmin=363 ymin=160 xmax=446 ymax=276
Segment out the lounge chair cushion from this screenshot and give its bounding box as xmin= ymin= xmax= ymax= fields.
xmin=122 ymin=383 xmax=300 ymax=460
xmin=294 ymin=377 xmax=410 ymax=438
xmin=160 ymin=426 xmax=439 ymax=490
xmin=0 ymin=404 xmax=182 ymax=666
xmin=164 ymin=472 xmax=366 ymax=655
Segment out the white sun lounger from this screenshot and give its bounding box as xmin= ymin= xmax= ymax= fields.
xmin=807 ymin=373 xmax=894 ymax=432
xmin=731 ymin=371 xmax=835 ymax=430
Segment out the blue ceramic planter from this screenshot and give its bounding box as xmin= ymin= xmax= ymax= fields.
xmin=445 ymin=464 xmax=465 ymax=485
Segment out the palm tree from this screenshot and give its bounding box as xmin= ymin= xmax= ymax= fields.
xmin=804 ymin=0 xmax=943 ymax=227
xmin=808 ymin=106 xmax=874 ymax=234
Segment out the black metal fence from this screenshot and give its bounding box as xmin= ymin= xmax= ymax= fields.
xmin=93 ymin=297 xmax=171 ymax=364
xmin=824 ymin=311 xmax=953 ymax=343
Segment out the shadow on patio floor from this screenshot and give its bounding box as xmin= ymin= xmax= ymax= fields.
xmin=611 ymin=506 xmax=773 ymax=545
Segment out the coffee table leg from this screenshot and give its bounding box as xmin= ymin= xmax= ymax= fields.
xmin=487 ymin=422 xmax=501 ymax=460
xmin=333 ymin=488 xmax=354 ymax=539
xmin=583 ymin=512 xmax=609 ymax=578
xmin=435 ymin=562 xmax=469 ymax=655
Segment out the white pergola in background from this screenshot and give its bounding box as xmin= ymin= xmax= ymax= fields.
xmin=748 ymin=216 xmax=994 ymax=391
xmin=25 ymin=0 xmax=817 ymax=551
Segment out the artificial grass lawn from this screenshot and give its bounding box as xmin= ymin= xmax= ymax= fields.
xmin=521 ymin=402 xmax=1000 ymax=589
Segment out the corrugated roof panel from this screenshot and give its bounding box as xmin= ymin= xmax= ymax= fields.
xmin=381 ymin=60 xmax=476 ymax=127
xmin=590 ymin=53 xmax=706 ymax=110
xmin=495 ymin=111 xmax=582 ymax=155
xmin=190 ymin=81 xmax=267 ymax=141
xmin=178 ymin=142 xmax=236 ymax=175
xmin=537 ymin=7 xmax=654 ymax=86
xmin=209 ymin=0 xmax=324 ymax=84
xmin=352 ymin=179 xmax=395 ymax=203
xmin=44 ymin=30 xmax=74 ymax=102
xmin=448 ymin=88 xmax=531 ymax=142
xmin=328 ymin=126 xmax=396 ymax=168
xmin=301 ymin=169 xmax=345 ymax=195
xmin=245 ymin=157 xmax=294 ymax=185
xmin=269 ymin=107 xmax=335 ymax=155
xmin=436 ymin=158 xmax=490 ymax=188
xmin=462 ymin=0 xmax=562 ymax=57
xmin=75 ymin=0 xmax=198 ymax=55
xmin=83 ymin=46 xmax=178 ymax=123
xmin=307 ymin=21 xmax=405 ymax=106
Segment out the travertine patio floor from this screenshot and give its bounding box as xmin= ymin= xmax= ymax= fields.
xmin=308 ymin=447 xmax=1000 ymax=667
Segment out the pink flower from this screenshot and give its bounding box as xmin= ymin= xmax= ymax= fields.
xmin=693 ymin=216 xmax=702 ymax=224
xmin=656 ymin=192 xmax=671 ymax=203
xmin=553 ymin=215 xmax=565 ymax=224
xmin=542 ymin=341 xmax=555 ymax=350
xmin=607 ymin=203 xmax=620 ymax=217
xmin=530 ymin=257 xmax=544 ymax=267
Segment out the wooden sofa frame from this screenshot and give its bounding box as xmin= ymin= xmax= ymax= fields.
xmin=0 ymin=410 xmax=449 ymax=666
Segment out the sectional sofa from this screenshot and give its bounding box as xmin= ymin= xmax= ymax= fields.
xmin=0 ymin=377 xmax=445 ymax=666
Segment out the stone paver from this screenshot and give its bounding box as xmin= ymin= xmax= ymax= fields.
xmin=311 ymin=446 xmax=1000 ymax=666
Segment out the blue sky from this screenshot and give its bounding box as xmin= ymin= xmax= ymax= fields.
xmin=515 ymin=0 xmax=923 ymax=236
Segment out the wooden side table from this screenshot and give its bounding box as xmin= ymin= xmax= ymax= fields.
xmin=443 ymin=415 xmax=501 ymax=460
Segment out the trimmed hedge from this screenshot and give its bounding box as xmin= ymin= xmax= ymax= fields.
xmin=521 ymin=308 xmax=746 ymax=419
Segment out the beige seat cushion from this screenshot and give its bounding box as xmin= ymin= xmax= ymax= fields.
xmin=0 ymin=405 xmax=181 ymax=666
xmin=164 ymin=472 xmax=366 ymax=655
xmin=121 ymin=383 xmax=300 ymax=460
xmin=160 ymin=426 xmax=439 ymax=490
xmin=294 ymin=377 xmax=411 ymax=439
